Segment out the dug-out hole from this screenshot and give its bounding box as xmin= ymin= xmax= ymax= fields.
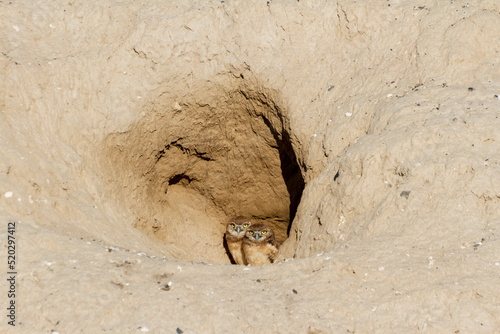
xmin=102 ymin=79 xmax=304 ymax=263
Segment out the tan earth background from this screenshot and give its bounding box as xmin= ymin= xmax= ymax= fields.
xmin=1 ymin=0 xmax=500 ymax=333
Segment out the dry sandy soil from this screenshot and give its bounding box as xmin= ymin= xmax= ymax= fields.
xmin=1 ymin=0 xmax=500 ymax=333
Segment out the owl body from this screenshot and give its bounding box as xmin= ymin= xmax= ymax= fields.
xmin=225 ymin=216 xmax=252 ymax=265
xmin=242 ymin=223 xmax=280 ymax=266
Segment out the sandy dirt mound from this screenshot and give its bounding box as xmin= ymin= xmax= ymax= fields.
xmin=1 ymin=0 xmax=499 ymax=332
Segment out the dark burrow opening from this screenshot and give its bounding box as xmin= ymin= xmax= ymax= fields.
xmin=103 ymin=79 xmax=305 ymax=263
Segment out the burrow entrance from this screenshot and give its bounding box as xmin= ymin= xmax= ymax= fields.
xmin=102 ymin=77 xmax=304 ymax=263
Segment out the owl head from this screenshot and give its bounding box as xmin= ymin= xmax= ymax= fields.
xmin=226 ymin=216 xmax=251 ymax=238
xmin=244 ymin=224 xmax=274 ymax=242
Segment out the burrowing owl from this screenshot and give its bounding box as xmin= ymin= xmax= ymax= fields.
xmin=225 ymin=216 xmax=252 ymax=265
xmin=242 ymin=223 xmax=280 ymax=266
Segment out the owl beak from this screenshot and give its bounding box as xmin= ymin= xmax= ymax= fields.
xmin=254 ymin=233 xmax=261 ymax=240
xmin=236 ymin=226 xmax=241 ymax=233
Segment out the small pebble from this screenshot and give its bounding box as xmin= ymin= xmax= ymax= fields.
xmin=400 ymin=191 xmax=411 ymax=199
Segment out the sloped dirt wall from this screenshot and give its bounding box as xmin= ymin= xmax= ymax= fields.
xmin=102 ymin=77 xmax=304 ymax=262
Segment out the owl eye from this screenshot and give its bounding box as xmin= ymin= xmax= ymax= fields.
xmin=243 ymin=223 xmax=249 ymax=228
xmin=262 ymin=230 xmax=267 ymax=235
xmin=230 ymin=223 xmax=235 ymax=228
xmin=249 ymin=231 xmax=254 ymax=235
